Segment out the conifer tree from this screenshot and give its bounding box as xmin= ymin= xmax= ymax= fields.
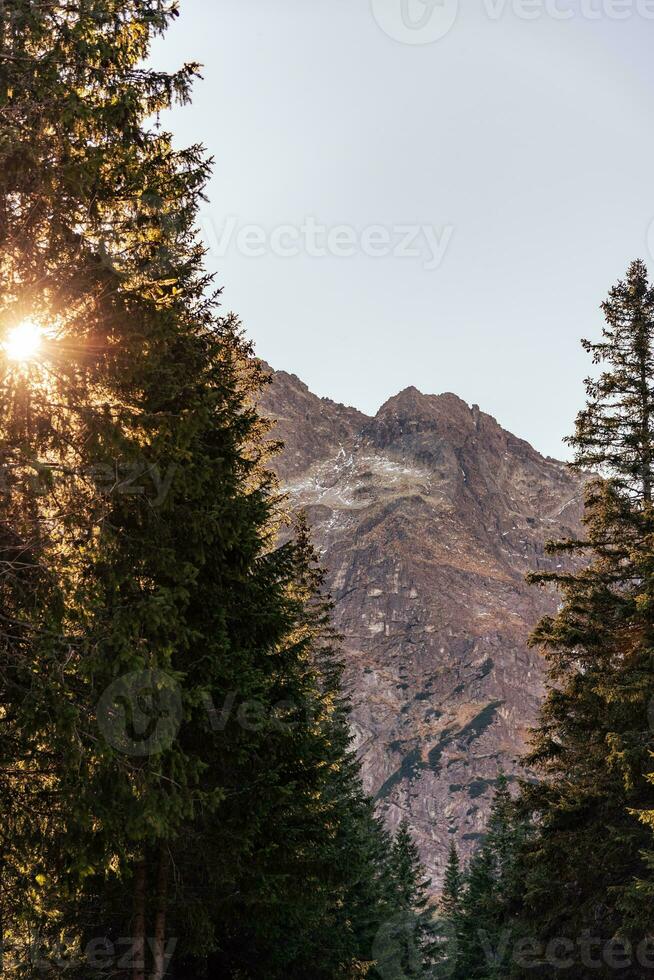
xmin=518 ymin=259 xmax=654 ymax=973
xmin=433 ymin=842 xmax=463 ymax=980
xmin=439 ymin=843 xmax=462 ymax=922
xmin=443 ymin=777 xmax=526 ymax=980
xmin=172 ymin=524 xmax=397 ymax=979
xmin=0 ymin=3 xmax=397 ymax=977
xmin=373 ymin=820 xmax=437 ymax=980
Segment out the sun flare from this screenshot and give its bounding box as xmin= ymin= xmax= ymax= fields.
xmin=4 ymin=319 xmax=43 ymax=363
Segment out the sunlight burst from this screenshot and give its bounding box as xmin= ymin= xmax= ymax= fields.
xmin=4 ymin=320 xmax=43 ymax=363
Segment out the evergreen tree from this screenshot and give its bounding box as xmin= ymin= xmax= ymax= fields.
xmin=174 ymin=524 xmax=396 ymax=980
xmin=0 ymin=3 xmax=397 ymax=978
xmin=433 ymin=842 xmax=462 ymax=980
xmin=517 ymin=259 xmax=654 ymax=976
xmin=439 ymin=843 xmax=462 ymax=922
xmin=373 ymin=819 xmax=437 ymax=980
xmin=456 ymin=847 xmax=497 ymax=980
xmin=436 ymin=777 xmax=527 ymax=980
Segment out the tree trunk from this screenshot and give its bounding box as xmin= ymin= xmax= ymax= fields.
xmin=132 ymin=855 xmax=147 ymax=980
xmin=150 ymin=843 xmax=170 ymax=980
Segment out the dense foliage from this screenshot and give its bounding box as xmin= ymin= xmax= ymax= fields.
xmin=5 ymin=3 xmax=654 ymax=979
xmin=436 ymin=261 xmax=654 ymax=979
xmin=516 ymin=259 xmax=654 ymax=977
xmin=0 ymin=2 xmax=425 ymax=977
xmin=372 ymin=819 xmax=439 ymax=979
xmin=435 ymin=777 xmax=528 ymax=980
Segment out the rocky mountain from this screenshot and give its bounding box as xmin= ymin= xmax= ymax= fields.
xmin=258 ymin=367 xmax=585 ymax=889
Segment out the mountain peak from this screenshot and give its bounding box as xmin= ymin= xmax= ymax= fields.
xmin=378 ymin=386 xmax=471 ymax=419
xmin=257 ymin=365 xmax=584 ymax=890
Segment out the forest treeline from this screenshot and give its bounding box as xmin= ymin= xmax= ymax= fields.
xmin=1 ymin=2 xmax=654 ymax=978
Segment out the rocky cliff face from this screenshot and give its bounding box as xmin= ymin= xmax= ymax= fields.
xmin=259 ymin=368 xmax=584 ymax=888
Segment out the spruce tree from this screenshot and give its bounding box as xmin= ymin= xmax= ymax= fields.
xmin=0 ymin=3 xmax=397 ymax=978
xmin=518 ymin=259 xmax=654 ymax=975
xmin=174 ymin=524 xmax=397 ymax=980
xmin=440 ymin=843 xmax=462 ymax=922
xmin=373 ymin=820 xmax=437 ymax=980
xmin=445 ymin=777 xmax=526 ymax=980
xmin=433 ymin=842 xmax=463 ymax=980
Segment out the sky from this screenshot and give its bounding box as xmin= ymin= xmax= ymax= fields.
xmin=150 ymin=0 xmax=654 ymax=459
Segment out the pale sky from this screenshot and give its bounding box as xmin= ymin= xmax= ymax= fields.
xmin=151 ymin=1 xmax=654 ymax=459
